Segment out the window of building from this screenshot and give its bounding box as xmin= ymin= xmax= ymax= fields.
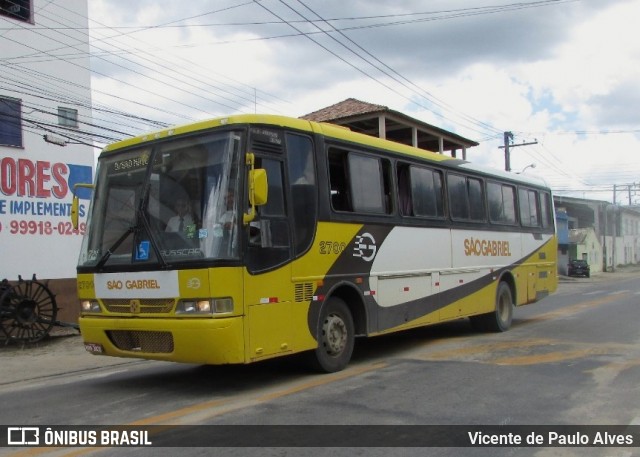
xmin=0 ymin=96 xmax=23 ymax=147
xmin=58 ymin=107 xmax=78 ymax=128
xmin=0 ymin=0 xmax=32 ymax=22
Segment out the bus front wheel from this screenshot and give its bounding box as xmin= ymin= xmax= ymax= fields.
xmin=470 ymin=282 xmax=513 ymax=332
xmin=311 ymin=297 xmax=355 ymax=373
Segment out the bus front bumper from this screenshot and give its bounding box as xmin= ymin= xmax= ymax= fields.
xmin=79 ymin=316 xmax=245 ymax=365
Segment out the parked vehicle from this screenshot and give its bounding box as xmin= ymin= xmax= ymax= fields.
xmin=568 ymin=259 xmax=590 ymax=277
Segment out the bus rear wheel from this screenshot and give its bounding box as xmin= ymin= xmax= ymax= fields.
xmin=470 ymin=282 xmax=513 ymax=332
xmin=311 ymin=297 xmax=355 ymax=373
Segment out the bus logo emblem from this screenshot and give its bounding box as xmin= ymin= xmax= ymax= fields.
xmin=353 ymin=232 xmax=377 ymax=262
xmin=186 ymin=278 xmax=201 ymax=289
xmin=130 ymin=300 xmax=141 ymax=314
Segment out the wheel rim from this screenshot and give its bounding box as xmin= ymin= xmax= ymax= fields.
xmin=322 ymin=313 xmax=347 ymax=356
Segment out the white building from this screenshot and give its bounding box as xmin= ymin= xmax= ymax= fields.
xmin=1 ymin=1 xmax=93 ymax=306
xmin=556 ymin=196 xmax=640 ymax=273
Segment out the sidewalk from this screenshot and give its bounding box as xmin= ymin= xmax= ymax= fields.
xmin=559 ymin=264 xmax=640 ymax=282
xmin=0 ymin=328 xmax=145 ymax=387
xmin=2 ymin=265 xmax=639 ymax=387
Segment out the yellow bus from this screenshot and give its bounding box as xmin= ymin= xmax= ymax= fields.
xmin=75 ymin=114 xmax=557 ymax=372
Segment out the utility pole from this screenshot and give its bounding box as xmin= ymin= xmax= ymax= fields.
xmin=498 ymin=131 xmax=538 ymax=172
xmin=613 ymin=183 xmax=640 ymax=205
xmin=502 ymin=131 xmax=513 ymax=172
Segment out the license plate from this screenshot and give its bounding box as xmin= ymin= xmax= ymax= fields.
xmin=84 ymin=343 xmax=104 ymax=354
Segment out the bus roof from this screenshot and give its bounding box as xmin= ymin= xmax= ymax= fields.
xmin=102 ymin=114 xmax=550 ymax=190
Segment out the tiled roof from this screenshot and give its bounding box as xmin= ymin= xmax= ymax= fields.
xmin=300 ymin=97 xmax=479 ymax=150
xmin=301 ymin=98 xmax=387 ymax=121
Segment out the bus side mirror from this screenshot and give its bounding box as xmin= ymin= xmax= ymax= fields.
xmin=250 ymin=169 xmax=268 ymax=206
xmin=244 ymin=168 xmax=268 ymax=224
xmin=71 ymin=196 xmax=80 ymax=230
xmin=71 ymin=183 xmax=94 ymax=230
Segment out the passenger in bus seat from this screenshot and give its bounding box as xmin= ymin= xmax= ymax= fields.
xmin=219 ymin=190 xmax=236 ymax=230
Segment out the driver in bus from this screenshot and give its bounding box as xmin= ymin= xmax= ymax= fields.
xmin=166 ymin=197 xmax=196 ymax=235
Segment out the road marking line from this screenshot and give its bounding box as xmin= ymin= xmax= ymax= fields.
xmin=6 ymin=362 xmax=387 ymax=457
xmin=521 ymin=292 xmax=630 ymax=324
xmin=410 ymin=338 xmax=639 ymax=367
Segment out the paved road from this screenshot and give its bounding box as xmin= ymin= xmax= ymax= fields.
xmin=1 ymin=269 xmax=639 ymax=457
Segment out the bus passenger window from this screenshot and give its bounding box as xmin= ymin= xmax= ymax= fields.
xmin=328 ymin=148 xmax=351 ymax=211
xmin=448 ymin=173 xmax=485 ymax=222
xmin=448 ymin=174 xmax=469 ymax=220
xmin=488 ymin=182 xmax=517 ymax=224
xmin=409 ymin=166 xmax=444 ymax=218
xmin=348 ymin=153 xmax=385 ymax=213
xmin=540 ymin=191 xmax=553 ymax=228
xmin=328 ymin=148 xmax=392 ymax=215
xmin=468 ymin=177 xmax=485 ymax=221
xmin=397 ymin=165 xmax=413 ymax=215
xmin=519 ymin=188 xmax=540 ymax=227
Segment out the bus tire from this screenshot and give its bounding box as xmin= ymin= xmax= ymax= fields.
xmin=311 ymin=297 xmax=355 ymax=373
xmin=470 ymin=282 xmax=513 ymax=332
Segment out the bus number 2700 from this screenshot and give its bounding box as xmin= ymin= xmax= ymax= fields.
xmin=319 ymin=241 xmax=346 ymax=255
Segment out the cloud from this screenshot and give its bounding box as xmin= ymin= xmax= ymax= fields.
xmin=87 ymin=0 xmax=640 ymax=202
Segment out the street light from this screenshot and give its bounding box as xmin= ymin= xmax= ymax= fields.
xmin=517 ymin=163 xmax=536 ymax=174
xmin=43 ymin=134 xmax=67 ymax=146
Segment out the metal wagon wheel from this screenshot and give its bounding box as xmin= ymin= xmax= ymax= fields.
xmin=0 ymin=278 xmax=58 ymax=344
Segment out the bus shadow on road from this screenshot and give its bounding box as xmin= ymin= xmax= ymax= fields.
xmin=89 ymin=319 xmax=482 ymax=396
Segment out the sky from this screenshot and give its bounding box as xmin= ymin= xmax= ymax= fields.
xmin=84 ymin=0 xmax=640 ymax=204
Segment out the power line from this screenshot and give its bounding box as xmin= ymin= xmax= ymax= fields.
xmin=256 ymin=0 xmax=501 ymax=139
xmin=1 ymin=0 xmax=596 ymax=155
xmin=291 ymin=0 xmax=503 ymax=138
xmin=3 ymin=1 xmax=291 ymax=132
xmin=1 ymin=1 xmax=577 ymax=33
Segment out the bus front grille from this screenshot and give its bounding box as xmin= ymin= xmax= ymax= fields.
xmin=102 ymin=299 xmax=175 ymax=314
xmin=107 ymin=330 xmax=174 ymax=353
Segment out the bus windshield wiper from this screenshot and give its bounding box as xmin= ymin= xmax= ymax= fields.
xmin=95 ymin=226 xmax=135 ymax=271
xmin=136 ymin=183 xmax=170 ymax=269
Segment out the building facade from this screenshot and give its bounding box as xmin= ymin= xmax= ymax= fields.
xmin=1 ymin=1 xmax=93 ymax=317
xmin=555 ymin=196 xmax=640 ymax=274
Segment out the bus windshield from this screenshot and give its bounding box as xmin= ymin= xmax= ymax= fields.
xmin=78 ymin=131 xmax=242 ymax=270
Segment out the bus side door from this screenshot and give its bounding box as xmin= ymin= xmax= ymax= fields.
xmin=244 ymin=155 xmax=294 ymax=361
xmin=244 ymin=265 xmax=293 ymax=361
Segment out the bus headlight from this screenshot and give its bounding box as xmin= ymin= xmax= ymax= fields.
xmin=176 ymin=298 xmax=233 ymax=315
xmin=80 ymin=300 xmax=101 ymax=313
xmin=212 ymin=298 xmax=233 ymax=314
xmin=177 ymin=299 xmax=212 ymax=314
